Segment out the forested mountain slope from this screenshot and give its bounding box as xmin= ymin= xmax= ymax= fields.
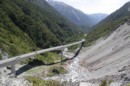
xmin=0 ymin=0 xmax=81 ymax=57
xmin=47 ymin=0 xmax=108 ymax=32
xmin=47 ymin=0 xmax=94 ymax=32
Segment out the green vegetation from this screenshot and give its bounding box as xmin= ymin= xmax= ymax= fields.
xmin=36 ymin=52 xmax=64 ymax=65
xmin=64 ymin=34 xmax=85 ymax=44
xmin=99 ymin=80 xmax=113 ymax=86
xmin=47 ymin=66 xmax=67 ymax=77
xmin=22 ymin=51 xmax=65 ymax=65
xmin=99 ymin=80 xmax=107 ymax=86
xmin=0 ymin=7 xmax=35 ymax=57
xmin=38 ymin=52 xmax=62 ymax=64
xmin=63 ymin=34 xmax=85 ymax=51
xmin=26 ymin=76 xmax=64 ymax=86
xmin=26 ymin=76 xmax=44 ymax=86
xmin=85 ymin=17 xmax=129 ymax=47
xmin=126 ymin=83 xmax=130 ymax=86
xmin=84 ymin=1 xmax=130 ymax=47
xmin=0 ymin=0 xmax=82 ymax=65
xmin=109 ymin=80 xmax=113 ymax=84
xmin=0 ymin=53 xmax=2 ymax=60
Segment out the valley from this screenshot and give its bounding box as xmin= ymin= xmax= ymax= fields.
xmin=1 ymin=22 xmax=130 ymax=86
xmin=47 ymin=0 xmax=108 ymax=32
xmin=0 ymin=0 xmax=130 ymax=86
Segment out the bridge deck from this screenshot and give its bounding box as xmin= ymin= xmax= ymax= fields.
xmin=0 ymin=39 xmax=85 ymax=76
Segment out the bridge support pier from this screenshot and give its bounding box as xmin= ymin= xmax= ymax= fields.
xmin=11 ymin=65 xmax=16 ymax=77
xmin=61 ymin=49 xmax=64 ymax=63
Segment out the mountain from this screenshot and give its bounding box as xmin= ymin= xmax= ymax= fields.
xmin=89 ymin=13 xmax=108 ymax=25
xmin=85 ymin=1 xmax=130 ymax=46
xmin=0 ymin=0 xmax=81 ymax=57
xmin=47 ymin=0 xmax=94 ymax=32
xmin=47 ymin=0 xmax=108 ymax=32
xmin=80 ymin=18 xmax=130 ymax=84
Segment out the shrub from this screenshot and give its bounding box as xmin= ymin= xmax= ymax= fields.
xmin=99 ymin=80 xmax=107 ymax=86
xmin=109 ymin=80 xmax=113 ymax=84
xmin=47 ymin=66 xmax=67 ymax=77
xmin=26 ymin=76 xmax=44 ymax=86
xmin=126 ymin=83 xmax=130 ymax=86
xmin=26 ymin=76 xmax=64 ymax=86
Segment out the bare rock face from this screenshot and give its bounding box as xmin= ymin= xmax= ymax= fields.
xmin=0 ymin=76 xmax=31 ymax=86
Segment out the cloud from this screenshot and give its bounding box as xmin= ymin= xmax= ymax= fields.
xmin=54 ymin=0 xmax=130 ymax=14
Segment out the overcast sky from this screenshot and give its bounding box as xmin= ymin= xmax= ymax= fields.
xmin=54 ymin=0 xmax=130 ymax=14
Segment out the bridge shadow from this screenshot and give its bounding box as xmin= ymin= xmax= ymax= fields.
xmin=16 ymin=43 xmax=84 ymax=76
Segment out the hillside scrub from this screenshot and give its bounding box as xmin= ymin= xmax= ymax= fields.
xmin=22 ymin=51 xmax=64 ymax=65
xmin=99 ymin=80 xmax=107 ymax=86
xmin=47 ymin=66 xmax=68 ymax=77
xmin=85 ymin=16 xmax=130 ymax=47
xmin=0 ymin=0 xmax=82 ymax=65
xmin=26 ymin=76 xmax=64 ymax=86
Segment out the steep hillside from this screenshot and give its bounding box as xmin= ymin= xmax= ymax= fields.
xmin=15 ymin=22 xmax=130 ymax=86
xmin=0 ymin=0 xmax=81 ymax=57
xmin=47 ymin=0 xmax=95 ymax=32
xmin=47 ymin=0 xmax=108 ymax=32
xmin=83 ymin=22 xmax=130 ymax=82
xmin=85 ymin=1 xmax=130 ymax=46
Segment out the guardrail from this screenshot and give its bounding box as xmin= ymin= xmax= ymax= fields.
xmin=0 ymin=39 xmax=85 ymax=76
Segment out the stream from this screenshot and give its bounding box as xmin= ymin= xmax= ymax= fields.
xmin=44 ymin=52 xmax=91 ymax=82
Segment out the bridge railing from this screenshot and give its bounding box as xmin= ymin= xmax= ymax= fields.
xmin=0 ymin=39 xmax=85 ymax=76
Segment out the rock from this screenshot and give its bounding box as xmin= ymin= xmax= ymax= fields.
xmin=0 ymin=76 xmax=31 ymax=86
xmin=64 ymin=82 xmax=79 ymax=86
xmin=80 ymin=82 xmax=98 ymax=86
xmin=110 ymin=82 xmax=121 ymax=86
